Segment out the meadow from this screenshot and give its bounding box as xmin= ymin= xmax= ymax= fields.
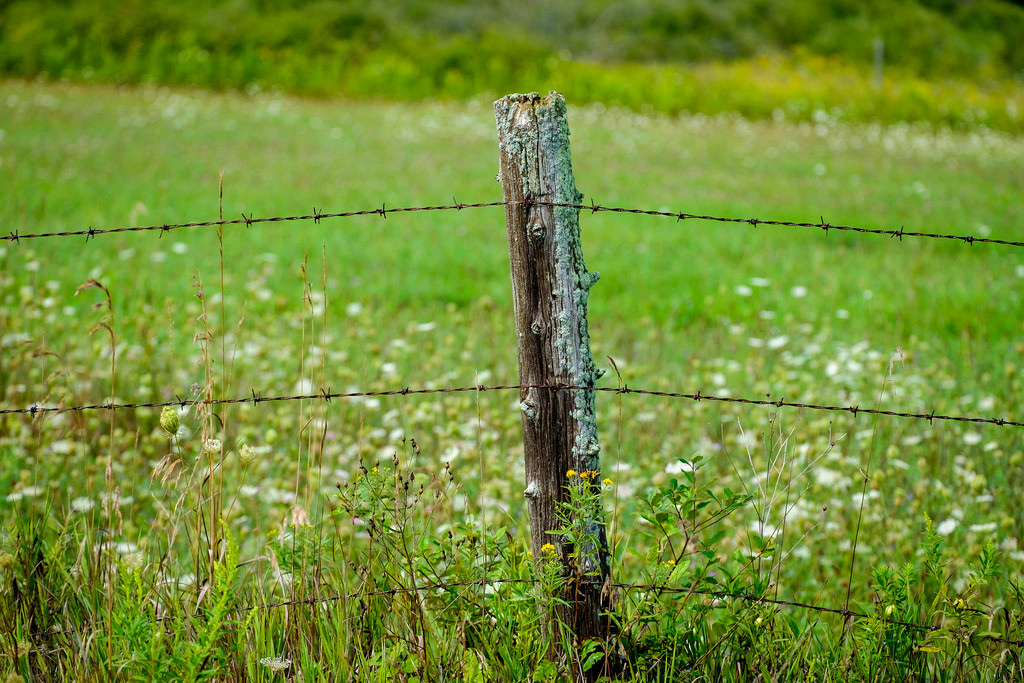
xmin=1 ymin=79 xmax=1024 ymax=680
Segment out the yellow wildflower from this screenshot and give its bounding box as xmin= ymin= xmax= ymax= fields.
xmin=541 ymin=543 xmax=557 ymax=555
xmin=566 ymin=470 xmax=577 ymax=477
xmin=602 ymin=478 xmax=613 ymax=486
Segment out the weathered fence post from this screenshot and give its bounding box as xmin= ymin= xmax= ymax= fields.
xmin=494 ymin=92 xmax=615 ymax=675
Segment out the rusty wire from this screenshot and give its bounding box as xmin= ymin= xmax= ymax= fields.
xmin=536 ymin=200 xmax=1024 ymax=247
xmin=1 ymin=382 xmax=1020 ymax=428
xmin=0 ymin=200 xmax=506 ymax=243
xmin=3 ymin=198 xmax=1022 ymax=248
xmin=27 ymin=576 xmax=1023 ymax=649
xmin=231 ymin=577 xmax=1024 ymax=647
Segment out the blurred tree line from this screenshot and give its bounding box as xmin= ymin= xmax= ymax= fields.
xmin=3 ymin=0 xmax=1022 ymax=82
xmin=2 ymin=0 xmax=1021 ymax=129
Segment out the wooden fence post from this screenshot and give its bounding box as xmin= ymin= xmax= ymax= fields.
xmin=494 ymin=92 xmax=615 ymax=675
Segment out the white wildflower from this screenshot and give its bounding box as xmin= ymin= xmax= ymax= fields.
xmin=813 ymin=468 xmax=843 ymax=487
xmin=260 ymin=656 xmax=291 ymax=671
xmin=665 ymin=460 xmax=694 ymax=475
xmin=238 ymin=444 xmax=257 ymax=466
xmin=962 ymin=432 xmax=982 ymax=446
xmin=123 ymin=551 xmax=144 ymax=572
xmin=851 ymin=491 xmax=880 ymax=506
xmin=51 ymin=440 xmax=76 ymax=454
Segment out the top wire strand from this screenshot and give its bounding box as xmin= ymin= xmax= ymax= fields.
xmin=4 ymin=199 xmax=1022 ymax=248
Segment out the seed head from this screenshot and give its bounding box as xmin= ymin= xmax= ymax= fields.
xmin=123 ymin=551 xmax=144 ymax=572
xmin=0 ymin=551 xmax=14 ymax=571
xmin=238 ymin=444 xmax=257 ymax=466
xmin=159 ymin=406 xmax=180 ymax=436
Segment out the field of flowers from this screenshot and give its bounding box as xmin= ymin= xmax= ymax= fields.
xmin=1 ymin=79 xmax=1024 ymax=680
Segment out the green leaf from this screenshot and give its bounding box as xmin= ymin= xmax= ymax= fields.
xmin=669 ymin=559 xmax=691 ymax=583
xmin=532 ymin=660 xmax=558 ymax=682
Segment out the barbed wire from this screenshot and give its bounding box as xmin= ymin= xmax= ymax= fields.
xmin=3 ymin=198 xmax=1022 ymax=248
xmin=2 ymin=382 xmax=1020 ymax=428
xmin=233 ymin=577 xmax=1024 ymax=647
xmin=535 ymin=200 xmax=1024 ymax=247
xmin=28 ymin=576 xmax=1022 ymax=649
xmin=0 ymin=200 xmax=506 ymax=243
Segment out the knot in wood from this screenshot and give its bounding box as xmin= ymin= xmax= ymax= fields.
xmin=528 ymin=216 xmax=546 ymax=241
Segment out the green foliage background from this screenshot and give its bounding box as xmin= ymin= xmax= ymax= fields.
xmin=2 ymin=0 xmax=1024 ymax=130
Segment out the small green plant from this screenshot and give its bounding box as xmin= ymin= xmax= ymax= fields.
xmin=855 ymin=515 xmax=1010 ymax=681
xmin=552 ymin=469 xmax=612 ymax=578
xmin=96 ymin=521 xmax=240 ymax=681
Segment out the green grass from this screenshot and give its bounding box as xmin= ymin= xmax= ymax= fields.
xmin=1 ymin=79 xmax=1024 ymax=680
